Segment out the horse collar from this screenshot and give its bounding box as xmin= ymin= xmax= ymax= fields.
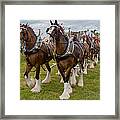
xmin=55 ymin=39 xmax=74 ymax=59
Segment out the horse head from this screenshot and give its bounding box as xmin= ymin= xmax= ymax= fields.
xmin=20 ymin=24 xmax=36 ymax=52
xmin=46 ymin=20 xmax=64 ymax=40
xmin=20 ymin=25 xmax=28 ymax=42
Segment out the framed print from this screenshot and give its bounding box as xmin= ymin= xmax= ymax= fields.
xmin=0 ymin=0 xmax=119 ymax=119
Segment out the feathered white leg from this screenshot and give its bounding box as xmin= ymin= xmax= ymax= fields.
xmin=74 ymin=64 xmax=79 ymax=76
xmin=68 ymin=82 xmax=72 ymax=94
xmin=42 ymin=70 xmax=51 ymax=83
xmin=70 ymin=68 xmax=77 ymax=86
xmin=78 ymin=70 xmax=84 ymax=87
xmin=56 ymin=70 xmax=64 ymax=83
xmin=95 ymin=54 xmax=99 ymax=64
xmin=25 ymin=75 xmax=35 ymax=88
xmin=89 ymin=60 xmax=94 ymax=68
xmin=31 ymin=79 xmax=41 ymax=93
xmin=59 ymin=83 xmax=70 ymax=100
xmin=74 ymin=68 xmax=79 ymax=77
xmin=83 ymin=60 xmax=88 ymax=74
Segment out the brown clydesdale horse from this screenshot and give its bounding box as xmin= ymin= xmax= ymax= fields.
xmin=20 ymin=24 xmax=53 ymax=93
xmin=46 ymin=20 xmax=85 ymax=100
xmin=81 ymin=33 xmax=96 ymax=68
xmin=93 ymin=35 xmax=100 ymax=63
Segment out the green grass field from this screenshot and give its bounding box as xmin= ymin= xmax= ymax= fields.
xmin=20 ymin=54 xmax=100 ymax=100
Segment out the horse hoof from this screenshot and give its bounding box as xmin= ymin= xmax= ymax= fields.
xmin=71 ymin=84 xmax=76 ymax=88
xmin=42 ymin=79 xmax=50 ymax=84
xmin=76 ymin=74 xmax=79 ymax=77
xmin=31 ymin=87 xmax=41 ymax=93
xmin=70 ymin=78 xmax=76 ymax=86
xmin=89 ymin=66 xmax=94 ymax=69
xmin=70 ymin=82 xmax=76 ymax=87
xmin=59 ymin=93 xmax=70 ymax=100
xmin=83 ymin=71 xmax=87 ymax=74
xmin=78 ymin=82 xmax=84 ymax=87
xmin=26 ymin=80 xmax=35 ymax=88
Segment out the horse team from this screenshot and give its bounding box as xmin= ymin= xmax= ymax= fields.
xmin=20 ymin=20 xmax=100 ymax=100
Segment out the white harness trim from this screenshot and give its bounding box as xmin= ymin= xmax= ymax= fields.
xmin=57 ymin=38 xmax=74 ymax=58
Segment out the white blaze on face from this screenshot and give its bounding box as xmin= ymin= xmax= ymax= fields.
xmin=47 ymin=26 xmax=55 ymax=34
xmin=20 ymin=28 xmax=22 ymax=32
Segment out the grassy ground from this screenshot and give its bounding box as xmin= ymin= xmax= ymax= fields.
xmin=20 ymin=54 xmax=100 ymax=100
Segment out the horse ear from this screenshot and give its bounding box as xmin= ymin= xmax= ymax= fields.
xmin=50 ymin=20 xmax=53 ymax=25
xmin=25 ymin=23 xmax=29 ymax=27
xmin=25 ymin=24 xmax=27 ymax=28
xmin=55 ymin=20 xmax=58 ymax=25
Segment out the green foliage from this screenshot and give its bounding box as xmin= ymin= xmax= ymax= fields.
xmin=20 ymin=54 xmax=100 ymax=100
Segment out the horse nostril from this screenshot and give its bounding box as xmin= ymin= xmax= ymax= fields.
xmin=46 ymin=28 xmax=49 ymax=33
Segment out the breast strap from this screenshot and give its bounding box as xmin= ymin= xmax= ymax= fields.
xmin=56 ymin=39 xmax=74 ymax=59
